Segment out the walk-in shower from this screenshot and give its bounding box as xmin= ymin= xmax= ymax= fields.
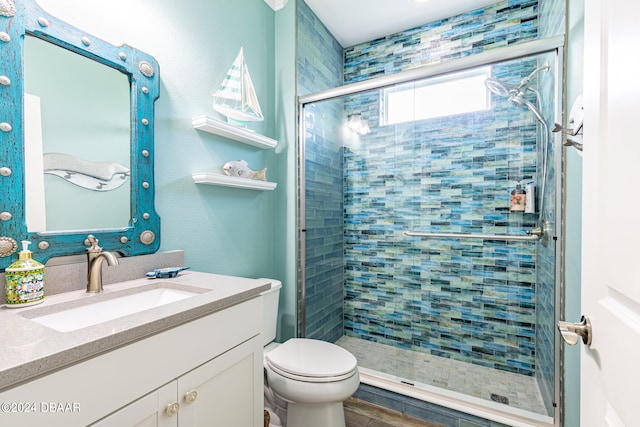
xmin=298 ymin=36 xmax=564 ymax=426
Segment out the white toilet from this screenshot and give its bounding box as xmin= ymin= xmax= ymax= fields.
xmin=261 ymin=280 xmax=359 ymax=427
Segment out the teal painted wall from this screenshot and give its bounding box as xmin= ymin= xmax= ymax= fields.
xmin=564 ymin=1 xmax=584 ymax=425
xmin=274 ymin=0 xmax=298 ymax=341
xmin=35 ymin=0 xmax=281 ymax=281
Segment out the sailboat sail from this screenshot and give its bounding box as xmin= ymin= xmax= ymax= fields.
xmin=212 ymin=48 xmax=264 ymax=123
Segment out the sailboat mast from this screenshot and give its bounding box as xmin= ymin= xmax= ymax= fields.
xmin=239 ymin=47 xmax=247 ymax=113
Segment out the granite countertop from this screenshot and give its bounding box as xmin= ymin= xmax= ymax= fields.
xmin=0 ymin=271 xmax=272 ymax=392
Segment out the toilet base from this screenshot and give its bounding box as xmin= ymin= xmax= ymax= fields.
xmin=286 ymin=401 xmax=346 ymax=427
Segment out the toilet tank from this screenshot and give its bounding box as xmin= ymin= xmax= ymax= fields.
xmin=260 ymin=280 xmax=281 ymax=346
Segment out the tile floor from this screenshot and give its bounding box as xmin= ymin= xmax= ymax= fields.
xmin=337 ymin=335 xmax=547 ymax=415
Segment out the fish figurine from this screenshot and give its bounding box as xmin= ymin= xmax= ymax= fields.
xmin=223 ymin=160 xmax=267 ymax=181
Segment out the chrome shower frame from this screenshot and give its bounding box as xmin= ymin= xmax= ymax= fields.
xmin=297 ymin=36 xmax=565 ymax=427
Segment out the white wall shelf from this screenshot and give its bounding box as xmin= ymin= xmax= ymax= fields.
xmin=192 ymin=115 xmax=277 ymax=149
xmin=192 ymin=172 xmax=277 ymax=191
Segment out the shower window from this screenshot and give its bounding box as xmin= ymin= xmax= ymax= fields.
xmin=381 ymin=66 xmax=491 ymax=125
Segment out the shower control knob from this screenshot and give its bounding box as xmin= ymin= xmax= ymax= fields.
xmin=558 ymin=315 xmax=592 ymax=346
xmin=184 ymin=390 xmax=198 ymax=404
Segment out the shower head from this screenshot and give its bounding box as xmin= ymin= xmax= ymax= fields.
xmin=484 ymin=78 xmax=517 ymax=97
xmin=509 ymin=94 xmax=546 ymax=124
xmin=486 ymin=62 xmax=550 ymax=125
xmin=484 ymin=62 xmax=550 ymax=99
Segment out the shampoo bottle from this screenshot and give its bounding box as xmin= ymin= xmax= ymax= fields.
xmin=5 ymin=240 xmax=45 ymax=307
xmin=524 ymin=181 xmax=535 ymax=213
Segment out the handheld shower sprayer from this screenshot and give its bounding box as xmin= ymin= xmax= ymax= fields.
xmin=484 ymin=78 xmax=516 ymax=98
xmin=484 ymin=62 xmax=551 ymax=241
xmin=509 ymin=93 xmax=545 ymax=123
xmin=484 ymin=62 xmax=550 ymax=124
xmin=484 ymin=62 xmax=550 ymax=101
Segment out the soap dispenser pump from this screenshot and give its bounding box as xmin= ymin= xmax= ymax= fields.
xmin=5 ymin=240 xmax=45 ymax=307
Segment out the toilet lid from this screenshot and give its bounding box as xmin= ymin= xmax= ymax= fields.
xmin=266 ymin=338 xmax=357 ymax=379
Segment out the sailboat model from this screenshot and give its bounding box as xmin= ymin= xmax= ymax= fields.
xmin=212 ymin=47 xmax=264 ymax=125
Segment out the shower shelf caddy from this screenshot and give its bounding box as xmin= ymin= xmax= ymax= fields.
xmin=191 ymin=115 xmax=278 ymax=190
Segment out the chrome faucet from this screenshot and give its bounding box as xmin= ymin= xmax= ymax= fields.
xmin=86 ymin=235 xmax=119 ymax=293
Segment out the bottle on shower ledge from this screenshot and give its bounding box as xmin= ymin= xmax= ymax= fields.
xmin=524 ymin=181 xmax=535 ymax=213
xmin=510 ymin=182 xmax=526 ymax=212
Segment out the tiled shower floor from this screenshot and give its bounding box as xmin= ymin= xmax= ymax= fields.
xmin=336 ymin=335 xmax=548 ymax=416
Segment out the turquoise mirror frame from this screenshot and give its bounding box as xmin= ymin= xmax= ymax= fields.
xmin=0 ymin=0 xmax=160 ymax=271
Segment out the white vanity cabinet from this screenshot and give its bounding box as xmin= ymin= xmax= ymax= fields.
xmin=0 ymin=296 xmax=264 ymax=427
xmin=93 ymin=337 xmax=261 ymax=427
xmin=176 ymin=338 xmax=259 ymax=426
xmin=91 ymin=382 xmax=177 ymax=427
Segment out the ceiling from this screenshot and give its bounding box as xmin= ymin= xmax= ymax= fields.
xmin=304 ymin=0 xmax=498 ymax=47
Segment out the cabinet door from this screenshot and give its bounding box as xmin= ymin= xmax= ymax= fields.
xmin=178 ymin=336 xmax=263 ymax=427
xmin=90 ymin=382 xmax=178 ymax=427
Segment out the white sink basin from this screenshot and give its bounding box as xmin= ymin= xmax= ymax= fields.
xmin=28 ymin=287 xmax=200 ymax=332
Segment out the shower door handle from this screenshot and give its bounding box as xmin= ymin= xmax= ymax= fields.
xmin=557 ymin=316 xmax=592 ymax=346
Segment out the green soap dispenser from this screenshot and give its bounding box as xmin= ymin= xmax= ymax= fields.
xmin=5 ymin=240 xmax=45 ymax=308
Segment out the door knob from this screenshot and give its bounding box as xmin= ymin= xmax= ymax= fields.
xmin=558 ymin=315 xmax=592 ymax=346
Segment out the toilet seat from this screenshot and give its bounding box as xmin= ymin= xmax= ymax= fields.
xmin=266 ymin=359 xmax=358 ymax=383
xmin=265 ymin=338 xmax=358 ymax=383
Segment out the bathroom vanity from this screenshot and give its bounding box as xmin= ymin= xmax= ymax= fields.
xmin=0 ymin=271 xmax=270 ymax=427
xmin=1 ymin=2 xmax=269 ymax=424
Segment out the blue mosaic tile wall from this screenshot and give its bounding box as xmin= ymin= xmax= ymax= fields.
xmin=539 ymin=0 xmax=566 ymax=38
xmin=530 ymin=50 xmax=557 ymax=414
xmin=536 ymin=0 xmax=566 ymax=412
xmin=341 ymin=1 xmax=549 ymax=378
xmin=344 ymin=0 xmax=538 ymax=83
xmin=343 ymin=68 xmax=541 ymax=376
xmin=297 ymin=0 xmax=345 ymax=341
xmin=298 ymin=0 xmax=343 ymax=97
xmin=298 ymin=0 xmax=561 ymax=414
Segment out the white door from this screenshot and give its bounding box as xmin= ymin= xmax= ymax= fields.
xmin=579 ymin=0 xmax=640 ymax=425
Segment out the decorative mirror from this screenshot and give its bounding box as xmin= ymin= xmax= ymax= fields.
xmin=0 ymin=0 xmax=160 ymax=271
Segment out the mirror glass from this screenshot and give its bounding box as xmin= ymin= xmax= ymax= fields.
xmin=24 ymin=35 xmax=131 ymax=232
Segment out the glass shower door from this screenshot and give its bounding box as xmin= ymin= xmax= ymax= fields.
xmin=300 ymin=49 xmax=561 ymax=423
